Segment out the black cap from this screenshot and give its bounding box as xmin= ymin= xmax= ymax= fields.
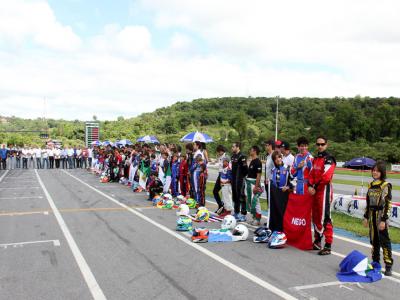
xmin=281 ymin=141 xmax=290 ymax=150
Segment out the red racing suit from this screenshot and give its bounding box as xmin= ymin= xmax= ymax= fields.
xmin=308 ymin=151 xmax=336 ymax=245
xmin=179 ymin=159 xmax=189 ymax=196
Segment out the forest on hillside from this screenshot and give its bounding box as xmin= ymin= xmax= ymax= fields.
xmin=1 ymin=97 xmax=400 ymax=163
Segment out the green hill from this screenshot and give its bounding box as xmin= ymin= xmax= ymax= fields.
xmin=1 ymin=96 xmax=400 ymax=163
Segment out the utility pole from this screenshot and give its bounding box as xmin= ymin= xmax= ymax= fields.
xmin=275 ymin=96 xmax=279 ymax=141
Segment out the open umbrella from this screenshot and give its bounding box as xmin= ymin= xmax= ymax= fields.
xmin=102 ymin=140 xmax=114 ymax=147
xmin=344 ymin=157 xmax=376 ymax=197
xmin=116 ymin=139 xmax=133 ymax=146
xmin=91 ymin=140 xmax=101 ymax=146
xmin=180 ymin=131 xmax=213 ymax=143
xmin=344 ymin=157 xmax=376 ymax=169
xmin=137 ymin=135 xmax=159 ymax=143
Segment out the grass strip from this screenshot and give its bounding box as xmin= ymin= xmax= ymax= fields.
xmin=335 ymin=169 xmax=400 ymax=179
xmin=333 ymin=178 xmax=400 ymax=191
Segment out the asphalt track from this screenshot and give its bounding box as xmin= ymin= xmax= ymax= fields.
xmin=0 ymin=168 xmax=399 ymax=300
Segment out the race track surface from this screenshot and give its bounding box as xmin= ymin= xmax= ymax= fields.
xmin=0 ymin=169 xmax=398 ymax=300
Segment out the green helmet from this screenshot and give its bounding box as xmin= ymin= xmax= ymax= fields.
xmin=162 ymin=199 xmax=174 ymax=209
xmin=176 ymin=216 xmax=193 ymax=231
xmin=186 ymin=198 xmax=196 ymax=209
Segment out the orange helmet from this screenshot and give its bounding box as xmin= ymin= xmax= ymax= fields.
xmin=191 ymin=228 xmax=209 ymax=243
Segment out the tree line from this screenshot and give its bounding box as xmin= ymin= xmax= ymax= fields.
xmin=1 ymin=96 xmax=400 ymax=163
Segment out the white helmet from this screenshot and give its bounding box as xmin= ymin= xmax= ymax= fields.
xmin=232 ymin=224 xmax=249 ymax=241
xmin=163 ymin=193 xmax=173 ymax=201
xmin=221 ymin=215 xmax=237 ymax=230
xmin=176 ymin=204 xmax=190 ymax=216
xmin=176 ymin=195 xmax=186 ymax=204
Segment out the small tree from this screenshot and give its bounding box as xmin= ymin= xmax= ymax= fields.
xmin=232 ymin=112 xmax=248 ymax=144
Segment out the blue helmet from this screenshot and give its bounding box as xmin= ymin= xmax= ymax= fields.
xmin=268 ymin=231 xmax=287 ymax=248
xmin=176 ymin=216 xmax=193 ymax=231
xmin=253 ymin=226 xmax=272 ymax=243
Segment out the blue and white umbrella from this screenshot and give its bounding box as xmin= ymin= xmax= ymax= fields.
xmin=102 ymin=140 xmax=114 ymax=147
xmin=137 ymin=135 xmax=159 ymax=143
xmin=180 ymin=131 xmax=213 ymax=143
xmin=344 ymin=157 xmax=376 ymax=169
xmin=116 ymin=139 xmax=133 ymax=146
xmin=91 ymin=140 xmax=101 ymax=146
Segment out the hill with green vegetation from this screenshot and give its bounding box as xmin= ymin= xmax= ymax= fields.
xmin=1 ymin=96 xmax=400 ymax=163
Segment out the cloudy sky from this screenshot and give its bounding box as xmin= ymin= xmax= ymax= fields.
xmin=1 ymin=0 xmax=399 ymax=120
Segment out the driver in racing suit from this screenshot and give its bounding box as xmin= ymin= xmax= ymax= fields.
xmin=308 ymin=136 xmax=336 ymax=255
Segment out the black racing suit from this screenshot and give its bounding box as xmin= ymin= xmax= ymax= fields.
xmin=364 ymin=180 xmax=393 ymax=267
xmin=231 ymin=152 xmax=248 ymax=215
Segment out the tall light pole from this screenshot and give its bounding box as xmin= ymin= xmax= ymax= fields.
xmin=275 ymin=96 xmax=279 ymax=141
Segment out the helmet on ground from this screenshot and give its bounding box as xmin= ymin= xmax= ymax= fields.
xmin=176 ymin=204 xmax=190 ymax=216
xmin=176 ymin=216 xmax=193 ymax=231
xmin=152 ymin=195 xmax=161 ymax=206
xmin=156 ymin=198 xmax=165 ymax=208
xmin=268 ymin=231 xmax=287 ymax=248
xmin=163 ymin=193 xmax=173 ymax=201
xmin=253 ymin=226 xmax=272 ymax=243
xmin=176 ymin=195 xmax=186 ymax=204
xmin=191 ymin=227 xmax=209 ymax=243
xmin=186 ymin=198 xmax=196 ymax=209
xmin=162 ymin=199 xmax=174 ymax=209
xmin=232 ymin=224 xmax=249 ymax=241
xmin=195 ymin=208 xmax=210 ymax=222
xmin=100 ymin=176 xmax=109 ymax=183
xmin=221 ymin=215 xmax=237 ymax=230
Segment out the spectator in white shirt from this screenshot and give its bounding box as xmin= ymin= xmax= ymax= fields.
xmin=48 ymin=147 xmax=55 ymax=169
xmin=67 ymin=147 xmax=74 ymax=169
xmin=281 ymin=141 xmax=294 ymax=168
xmin=42 ymin=148 xmax=49 ymax=169
xmin=34 ymin=147 xmax=42 ymax=169
xmin=88 ymin=148 xmax=93 ymax=168
xmin=22 ymin=147 xmax=28 ymax=169
xmin=54 ymin=148 xmax=61 ymax=168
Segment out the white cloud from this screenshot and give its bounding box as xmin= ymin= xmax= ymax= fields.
xmin=90 ymin=24 xmax=152 ymax=58
xmin=0 ymin=0 xmax=81 ymax=51
xmin=1 ymin=0 xmax=400 ymax=121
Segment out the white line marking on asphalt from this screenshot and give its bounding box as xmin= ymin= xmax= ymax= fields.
xmin=0 ymin=187 xmax=40 ymax=190
xmin=0 ymin=196 xmax=44 ymax=200
xmin=291 ymin=281 xmax=359 ymax=291
xmin=2 ymin=180 xmax=38 ymax=183
xmin=0 ymin=170 xmax=10 ymax=182
xmin=94 ymin=186 xmax=120 ymax=188
xmin=63 ymin=170 xmax=298 ymax=300
xmin=35 ymin=170 xmax=107 ymax=300
xmin=4 ymin=176 xmax=36 ymax=179
xmin=0 ymin=239 xmax=60 ymax=249
xmin=340 ymin=285 xmax=354 ymax=291
xmin=385 ymin=276 xmax=400 ymax=284
xmin=0 ymin=211 xmax=50 ymax=217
